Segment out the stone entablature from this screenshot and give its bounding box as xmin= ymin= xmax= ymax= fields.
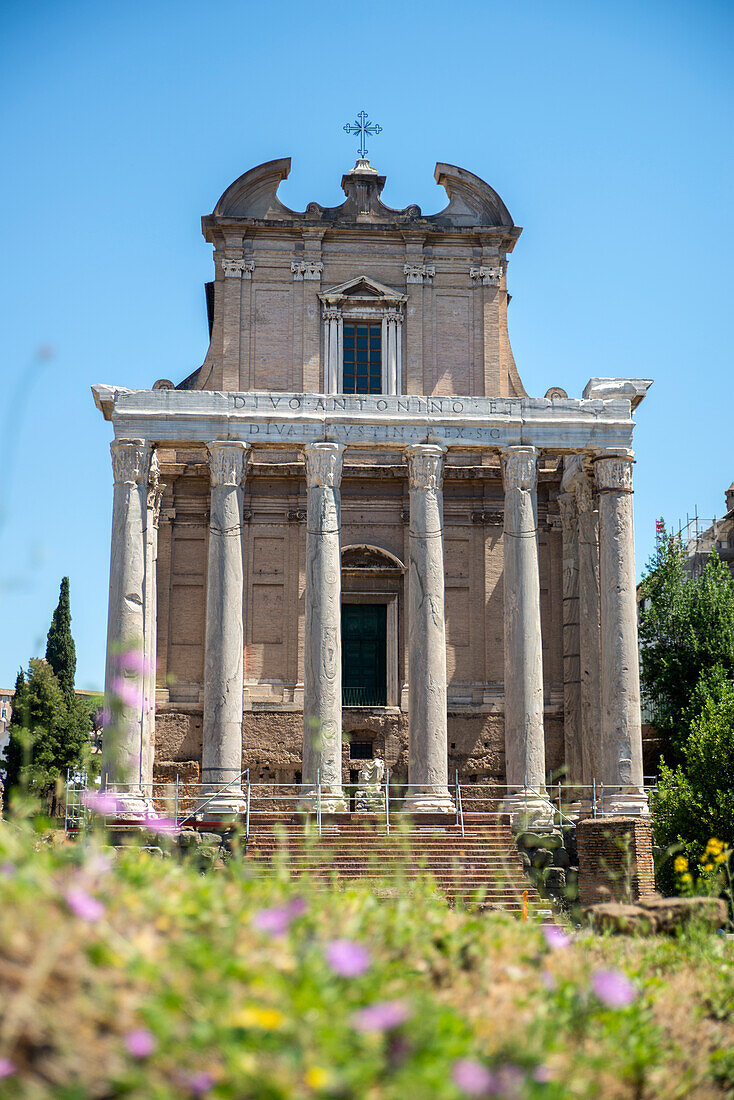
xmin=93 ymin=386 xmax=647 ymax=454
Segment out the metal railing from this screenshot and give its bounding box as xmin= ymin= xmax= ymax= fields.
xmin=64 ymin=775 xmax=660 ymax=837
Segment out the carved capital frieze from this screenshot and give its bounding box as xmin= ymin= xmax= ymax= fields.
xmin=206 ymin=441 xmax=250 ymax=487
xmin=304 ymin=442 xmax=345 ymax=489
xmin=287 ymin=508 xmax=307 ymax=523
xmin=470 ymin=265 xmax=503 ymax=287
xmin=406 ymin=444 xmax=446 ymax=491
xmin=222 ymin=258 xmax=254 ymax=279
xmin=594 ymin=453 xmax=634 ymax=494
xmin=292 ymin=260 xmax=324 ymax=281
xmin=111 ymin=439 xmax=150 ymax=486
xmin=385 ymin=307 xmax=404 ymax=324
xmin=404 ymin=263 xmax=435 ymax=285
xmin=501 ymin=447 xmax=538 ymax=492
xmin=322 ymin=306 xmax=342 ymax=322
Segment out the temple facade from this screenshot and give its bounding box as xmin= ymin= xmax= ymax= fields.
xmin=93 ymin=156 xmax=651 ymax=817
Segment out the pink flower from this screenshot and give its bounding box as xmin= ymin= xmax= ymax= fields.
xmin=592 ymin=969 xmax=637 ymax=1008
xmin=117 ymin=650 xmax=156 ymax=675
xmin=351 ymin=1000 xmax=411 ymax=1033
xmin=66 ymin=887 xmax=105 ymax=921
xmin=542 ymin=924 xmax=571 ymax=950
xmin=82 ymin=789 xmax=121 ymax=815
xmin=125 ymin=1029 xmax=156 ymax=1058
xmin=110 ymin=677 xmax=143 ymax=709
xmin=143 ymin=815 xmax=178 ymax=836
xmin=452 ymin=1058 xmax=496 ymax=1095
xmin=252 ymin=897 xmax=306 ymax=936
xmin=325 ymin=939 xmax=370 ymax=977
xmin=533 ymin=1065 xmax=553 ymax=1083
xmin=0 ymin=1058 xmax=15 ymax=1079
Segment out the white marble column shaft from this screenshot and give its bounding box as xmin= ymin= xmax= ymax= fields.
xmin=141 ymin=451 xmax=164 ymax=792
xmin=558 ymin=488 xmax=582 ymax=786
xmin=594 ymin=453 xmax=647 ymax=815
xmin=575 ymin=468 xmax=603 ymax=791
xmin=302 ymin=442 xmax=347 ymax=811
xmin=102 ymin=439 xmax=152 ymax=812
xmin=405 ymin=443 xmax=454 ymax=813
xmin=202 ymin=441 xmax=250 ymax=815
xmin=501 ymin=447 xmax=548 ymax=814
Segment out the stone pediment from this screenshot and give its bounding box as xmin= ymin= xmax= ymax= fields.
xmin=320 ymin=275 xmax=407 ymax=307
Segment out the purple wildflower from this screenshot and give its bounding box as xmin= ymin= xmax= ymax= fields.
xmin=125 ymin=1029 xmax=156 ymax=1058
xmin=252 ymin=897 xmax=306 ymax=936
xmin=110 ymin=677 xmax=143 ymax=709
xmin=452 ymin=1058 xmax=496 ymax=1095
xmin=82 ymin=789 xmax=121 ymax=815
xmin=0 ymin=862 xmax=16 ymax=877
xmin=351 ymin=1000 xmax=411 ymax=1033
xmin=325 ymin=939 xmax=370 ymax=977
xmin=496 ymin=1065 xmax=524 ymax=1096
xmin=542 ymin=924 xmax=571 ymax=950
xmin=117 ymin=650 xmax=156 ymax=675
xmin=533 ymin=1065 xmax=553 ymax=1083
xmin=143 ymin=815 xmax=178 ymax=837
xmin=66 ymin=887 xmax=105 ymax=921
xmin=0 ymin=1058 xmax=15 ymax=1079
xmin=592 ymin=969 xmax=637 ymax=1008
xmin=182 ymin=1070 xmax=215 ymax=1096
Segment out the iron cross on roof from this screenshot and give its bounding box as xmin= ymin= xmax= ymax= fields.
xmin=343 ymin=110 xmax=382 ymax=159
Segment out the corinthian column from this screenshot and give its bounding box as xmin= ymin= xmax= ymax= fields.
xmin=501 ymin=446 xmax=549 ymax=820
xmin=302 ymin=442 xmax=347 ymax=811
xmin=574 ymin=464 xmax=602 ymax=793
xmin=558 ymin=484 xmax=581 ymax=787
xmin=405 ymin=443 xmax=454 ymax=813
xmin=141 ymin=451 xmax=164 ymax=793
xmin=594 ymin=453 xmax=648 ymax=815
xmin=202 ymin=441 xmax=250 ymax=816
xmin=102 ymin=439 xmax=152 ymax=814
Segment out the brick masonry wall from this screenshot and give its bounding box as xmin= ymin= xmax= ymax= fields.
xmin=577 ymin=817 xmax=655 ymax=905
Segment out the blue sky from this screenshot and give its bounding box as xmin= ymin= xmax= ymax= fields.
xmin=1 ymin=0 xmax=732 ymax=690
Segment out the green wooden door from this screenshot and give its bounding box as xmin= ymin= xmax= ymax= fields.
xmin=341 ymin=604 xmax=387 ymax=706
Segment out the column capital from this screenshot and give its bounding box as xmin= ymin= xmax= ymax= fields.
xmin=406 ymin=443 xmax=446 ymax=491
xmin=206 ymin=440 xmax=250 ymax=487
xmin=146 ymin=450 xmax=166 ymax=525
xmin=111 ymin=439 xmax=150 ymax=485
xmin=304 ymin=441 xmax=345 ymax=488
xmin=322 ymin=305 xmax=342 ymax=321
xmin=501 ymin=446 xmax=538 ymax=492
xmin=594 ymin=452 xmax=634 ymax=494
xmin=222 ymin=258 xmax=254 ymax=279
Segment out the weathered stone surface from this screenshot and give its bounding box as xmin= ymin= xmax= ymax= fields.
xmin=405 ymin=445 xmax=453 ymax=813
xmin=594 ymin=455 xmax=647 ymax=816
xmin=532 ymin=848 xmax=553 ymax=869
xmin=584 ymin=902 xmax=658 ymax=935
xmin=202 ymin=441 xmax=250 ymax=815
xmin=302 ymin=443 xmax=346 ymax=810
xmin=637 ymin=896 xmax=728 ymax=933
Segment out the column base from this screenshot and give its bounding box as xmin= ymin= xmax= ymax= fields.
xmin=110 ymin=790 xmax=156 ymax=820
xmin=602 ymin=787 xmax=650 ymax=817
xmin=197 ymin=786 xmax=246 ymax=821
xmin=500 ymin=789 xmax=555 ymax=827
xmin=404 ymin=788 xmax=455 ymax=814
xmin=298 ymin=787 xmax=348 ymax=814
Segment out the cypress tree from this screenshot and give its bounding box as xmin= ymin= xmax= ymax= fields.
xmin=46 ymin=577 xmax=76 ymax=699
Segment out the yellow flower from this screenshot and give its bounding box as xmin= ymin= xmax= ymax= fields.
xmin=305 ymin=1067 xmax=330 ymax=1089
xmin=703 ymin=863 xmax=715 ymax=873
xmin=234 ymin=1006 xmax=284 ymax=1030
xmin=715 ymin=853 xmax=727 ymax=864
xmin=681 ymin=873 xmax=693 ymax=884
xmin=706 ymin=838 xmax=724 ymax=855
xmin=673 ymin=856 xmax=688 ymax=873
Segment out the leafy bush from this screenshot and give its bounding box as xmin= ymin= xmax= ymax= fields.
xmin=0 ymin=822 xmax=732 ymax=1098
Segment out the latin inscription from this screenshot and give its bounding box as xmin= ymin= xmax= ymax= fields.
xmin=230 ymin=393 xmax=522 ymax=417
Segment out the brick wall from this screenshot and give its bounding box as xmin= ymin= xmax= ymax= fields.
xmin=577 ymin=817 xmax=655 ymax=905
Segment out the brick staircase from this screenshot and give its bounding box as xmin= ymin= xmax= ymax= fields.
xmin=244 ymin=813 xmax=541 ymax=911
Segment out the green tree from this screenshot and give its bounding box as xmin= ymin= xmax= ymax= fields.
xmin=638 ymin=526 xmax=734 ymax=764
xmin=45 ymin=576 xmax=76 ymax=699
xmin=652 ymin=676 xmax=734 ymax=881
xmin=3 ymin=659 xmax=90 ymax=810
xmin=3 ymin=667 xmax=29 ymax=789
